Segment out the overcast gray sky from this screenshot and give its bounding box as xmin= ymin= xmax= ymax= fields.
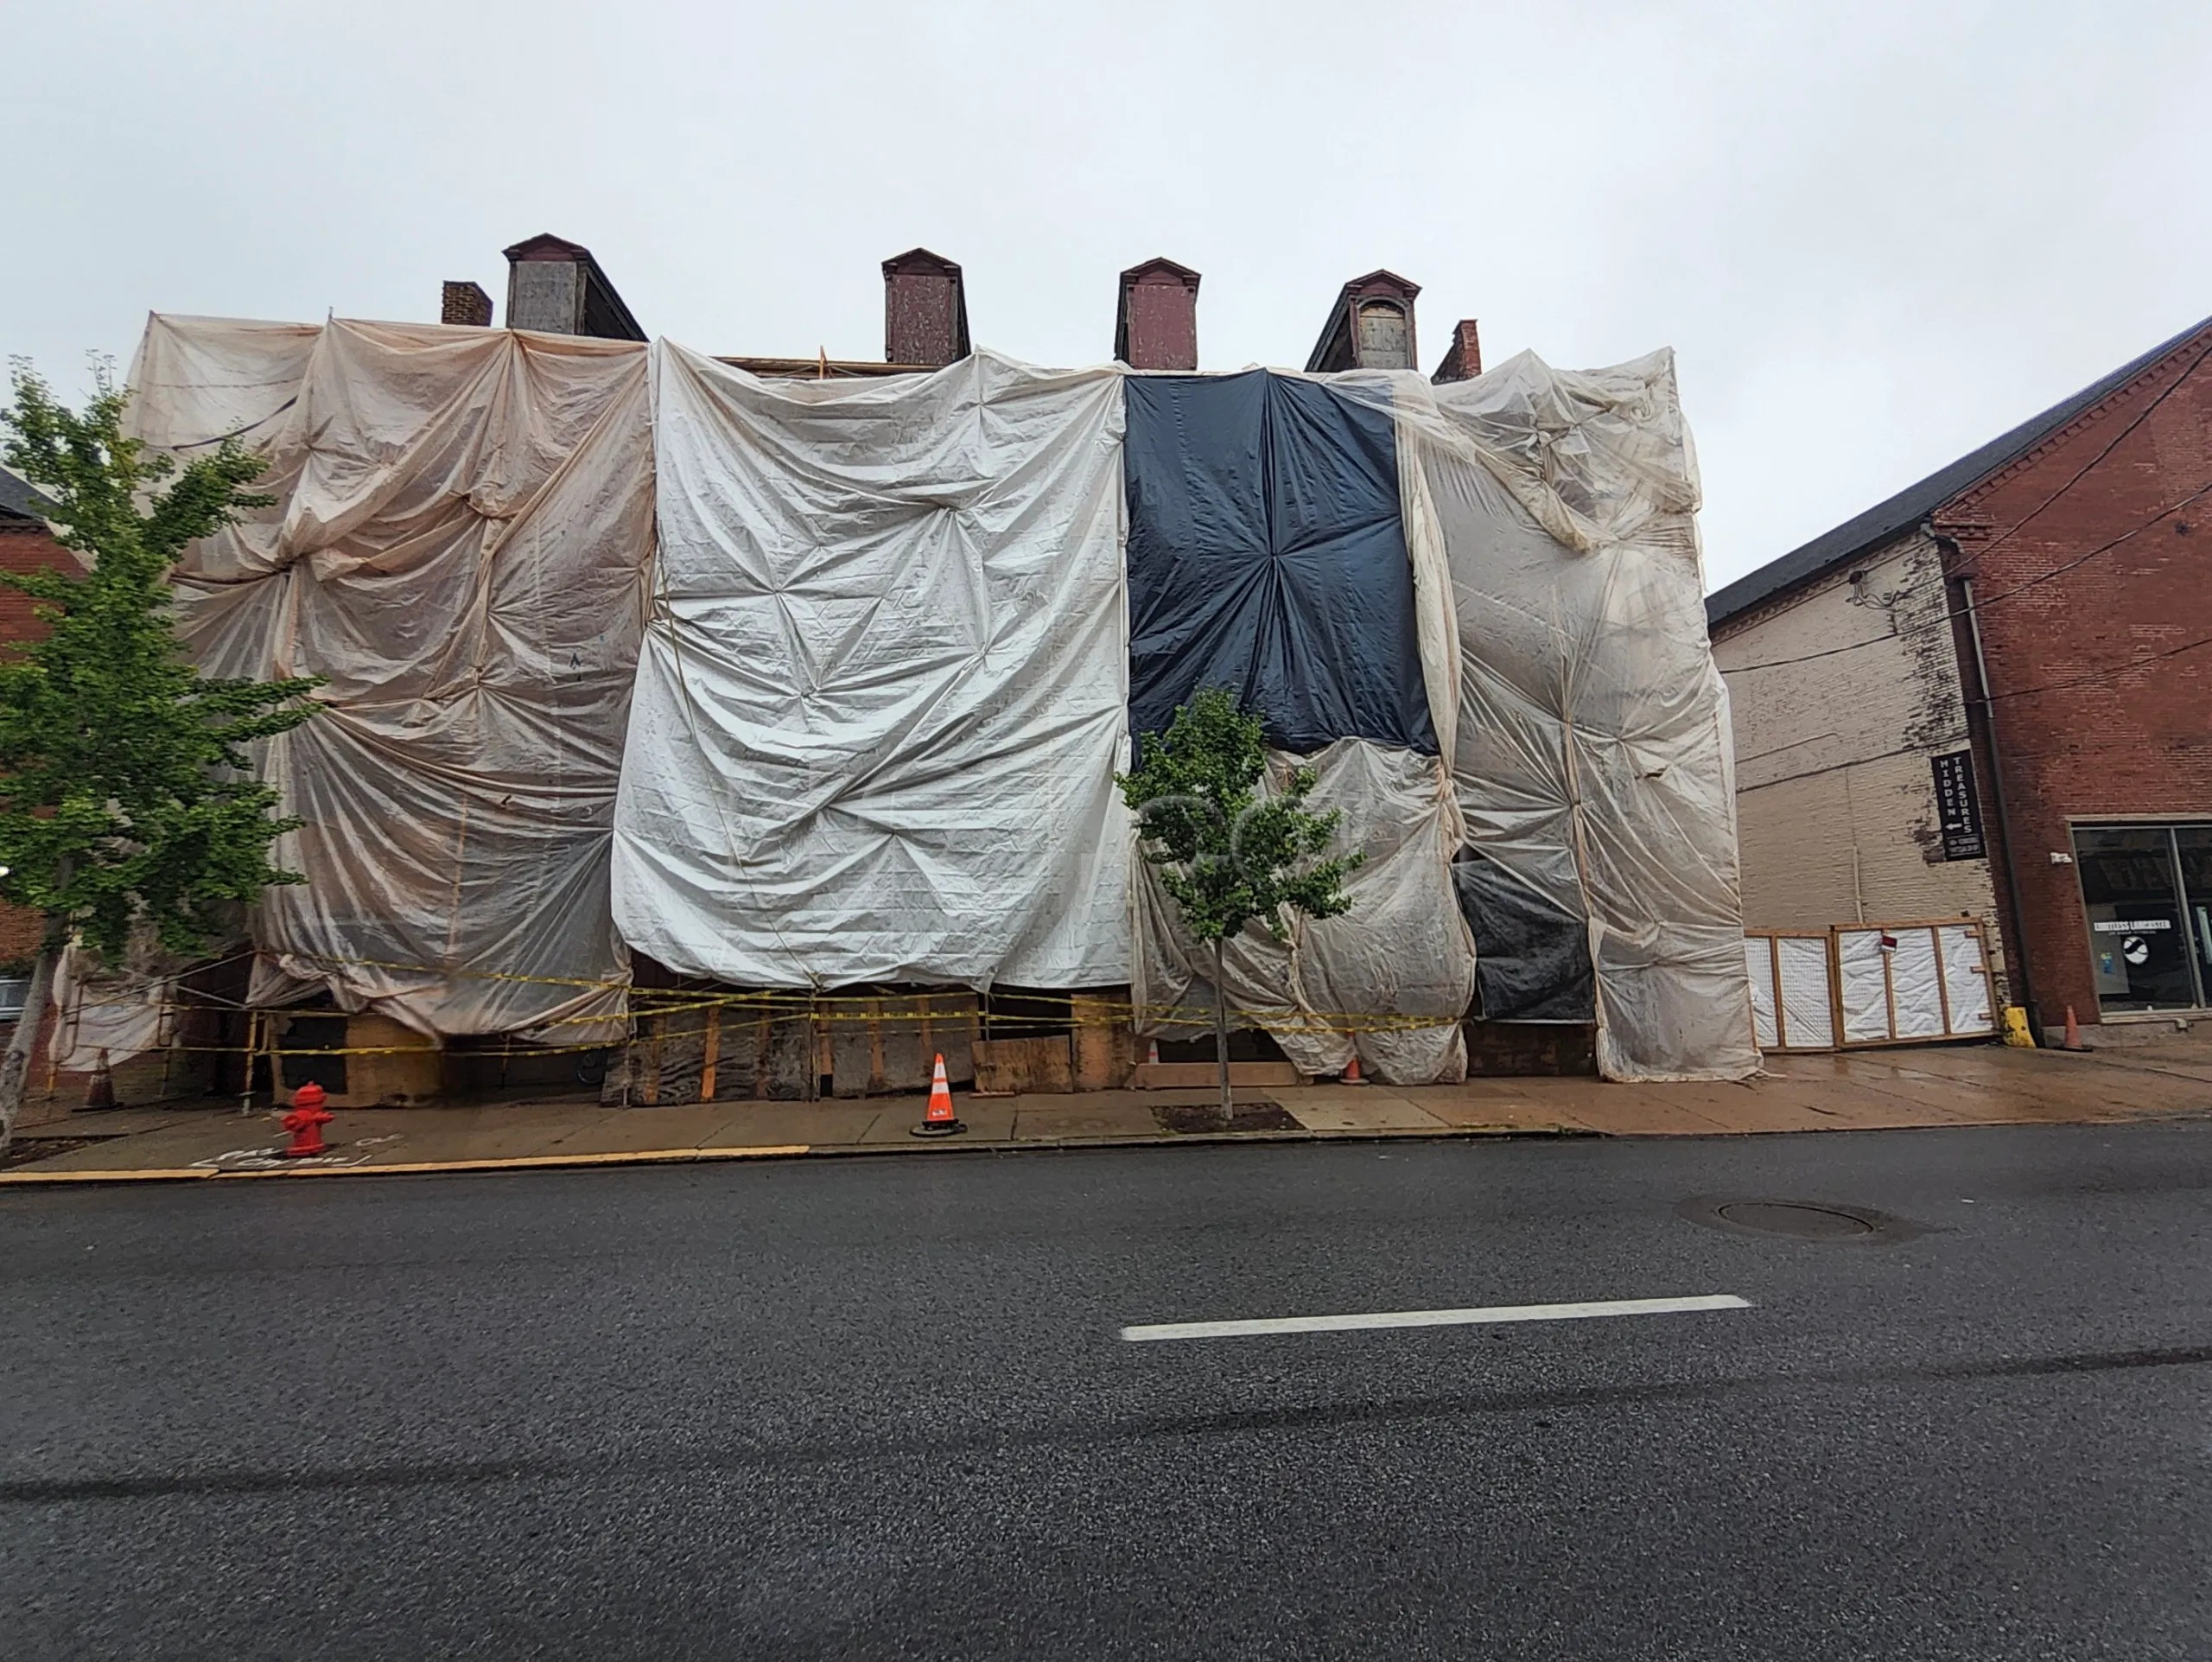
xmin=5 ymin=1 xmax=2204 ymax=590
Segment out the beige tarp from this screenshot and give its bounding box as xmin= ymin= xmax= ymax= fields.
xmin=114 ymin=318 xmax=1751 ymax=1084
xmin=126 ymin=315 xmax=653 ymax=1041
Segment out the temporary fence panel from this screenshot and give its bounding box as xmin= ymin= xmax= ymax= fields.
xmin=1776 ymin=934 xmax=1840 ymax=1050
xmin=1937 ymin=922 xmax=1996 ymax=1032
xmin=1745 ymin=937 xmax=1778 ymax=1049
xmin=1833 ymin=920 xmax=1999 ymax=1048
xmin=128 ymin=315 xmax=652 ymax=1042
xmin=1742 ymin=932 xmax=1838 ymax=1053
xmin=613 ymin=345 xmax=1133 ymax=991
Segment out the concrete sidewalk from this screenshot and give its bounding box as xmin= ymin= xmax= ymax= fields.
xmin=4 ymin=1038 xmax=2208 ymax=1184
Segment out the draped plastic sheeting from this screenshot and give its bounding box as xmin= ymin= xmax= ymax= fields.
xmin=126 ymin=315 xmax=653 ymax=1039
xmin=1123 ymin=373 xmax=1435 ymax=755
xmin=611 ymin=345 xmax=1134 ymax=989
xmin=123 ymin=317 xmax=1753 ymax=1084
xmin=1119 ymin=371 xmax=1469 ymax=1085
xmin=1131 ymin=740 xmax=1474 ymax=1086
xmin=1335 ymin=351 xmax=1758 ymax=1081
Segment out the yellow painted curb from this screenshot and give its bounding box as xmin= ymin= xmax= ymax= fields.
xmin=0 ymin=1167 xmax=219 ymax=1183
xmin=0 ymin=1145 xmax=812 ymax=1186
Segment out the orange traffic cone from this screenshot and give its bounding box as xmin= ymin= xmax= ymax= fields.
xmin=910 ymin=1053 xmax=967 ymax=1137
xmin=1342 ymin=1049 xmax=1369 ymax=1086
xmin=2063 ymin=1005 xmax=2086 ymax=1051
xmin=1146 ymin=1038 xmax=1160 ymax=1066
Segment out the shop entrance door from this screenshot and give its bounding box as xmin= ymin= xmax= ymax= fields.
xmin=2073 ymin=825 xmax=2202 ymax=1013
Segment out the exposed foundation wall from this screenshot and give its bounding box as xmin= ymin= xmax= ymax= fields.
xmin=1713 ymin=528 xmax=2007 ymax=997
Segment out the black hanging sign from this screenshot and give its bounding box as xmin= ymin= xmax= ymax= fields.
xmin=1931 ymin=749 xmax=1985 ymax=861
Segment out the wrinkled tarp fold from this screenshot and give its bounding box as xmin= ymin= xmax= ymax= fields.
xmin=124 ymin=319 xmax=1751 ymax=1083
xmin=1338 ymin=352 xmax=1758 ymax=1080
xmin=127 ymin=315 xmax=652 ymax=1040
xmin=1131 ymin=740 xmax=1474 ymax=1086
xmin=1124 ymin=373 xmax=1435 ymax=755
xmin=611 ymin=346 xmax=1134 ymax=990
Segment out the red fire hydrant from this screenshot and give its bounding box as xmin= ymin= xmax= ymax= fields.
xmin=279 ymin=1082 xmax=334 ymax=1158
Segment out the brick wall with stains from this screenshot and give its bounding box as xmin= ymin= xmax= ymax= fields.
xmin=1713 ymin=528 xmax=2007 ymax=991
xmin=1936 ymin=322 xmax=2212 ymax=1028
xmin=0 ymin=520 xmax=77 ymax=965
xmin=0 ymin=519 xmax=82 ymax=1120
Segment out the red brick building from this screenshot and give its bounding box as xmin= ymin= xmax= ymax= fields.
xmin=0 ymin=468 xmax=70 ymax=965
xmin=1711 ymin=315 xmax=2212 ymax=1041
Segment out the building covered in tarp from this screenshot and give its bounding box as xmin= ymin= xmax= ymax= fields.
xmin=116 ymin=302 xmax=1755 ymax=1091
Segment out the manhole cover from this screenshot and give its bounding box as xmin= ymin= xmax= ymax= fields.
xmin=1714 ymin=1201 xmax=1874 ymax=1239
xmin=1676 ymin=1195 xmax=1925 ymax=1243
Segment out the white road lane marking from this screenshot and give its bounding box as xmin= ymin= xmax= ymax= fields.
xmin=1120 ymin=1293 xmax=1752 ymax=1342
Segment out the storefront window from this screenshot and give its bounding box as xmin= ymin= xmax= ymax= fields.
xmin=2175 ymin=828 xmax=2212 ymax=1009
xmin=2075 ymin=825 xmax=2202 ymax=1012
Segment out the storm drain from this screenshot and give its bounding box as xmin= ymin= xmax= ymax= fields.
xmin=1676 ymin=1196 xmax=1925 ymax=1243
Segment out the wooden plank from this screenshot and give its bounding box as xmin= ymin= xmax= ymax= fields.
xmin=973 ymin=1035 xmax=1076 ymax=1095
xmin=1931 ymin=927 xmax=1955 ymax=1037
xmin=830 ymin=1004 xmax=875 ymax=1098
xmin=1071 ymin=992 xmax=1135 ymax=1090
xmin=699 ymin=1005 xmax=721 ymax=1102
xmin=758 ymin=1011 xmax=815 ymax=1101
xmin=1827 ymin=927 xmax=1850 ymax=1053
xmin=652 ymin=1008 xmax=709 ymax=1105
xmin=1769 ymin=933 xmax=1787 ymax=1050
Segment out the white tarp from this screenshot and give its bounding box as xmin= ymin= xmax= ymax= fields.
xmin=127 ymin=315 xmax=653 ymax=1040
xmin=48 ymin=943 xmax=170 ymax=1073
xmin=1837 ymin=929 xmax=1891 ymax=1042
xmin=1132 ymin=740 xmax=1475 ymax=1086
xmin=1327 ymin=351 xmax=1758 ymax=1081
xmin=119 ymin=318 xmax=1753 ymax=1086
xmin=1891 ymin=927 xmax=1947 ymax=1039
xmin=612 ymin=345 xmax=1133 ymax=989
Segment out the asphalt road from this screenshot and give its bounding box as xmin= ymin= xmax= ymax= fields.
xmin=4 ymin=1123 xmax=2210 ymax=1660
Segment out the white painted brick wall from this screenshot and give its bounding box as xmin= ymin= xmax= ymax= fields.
xmin=1713 ymin=530 xmax=2008 ymax=992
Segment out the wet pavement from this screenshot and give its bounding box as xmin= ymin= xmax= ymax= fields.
xmin=3 ymin=1039 xmax=2206 ymax=1183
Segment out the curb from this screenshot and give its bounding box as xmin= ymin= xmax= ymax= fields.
xmin=0 ymin=1123 xmax=1592 ymax=1187
xmin=0 ymin=1143 xmax=814 ymax=1186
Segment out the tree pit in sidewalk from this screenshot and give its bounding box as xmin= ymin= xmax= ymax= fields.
xmin=1151 ymin=1099 xmax=1300 ymax=1135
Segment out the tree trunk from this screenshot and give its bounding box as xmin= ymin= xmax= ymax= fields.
xmin=0 ymin=945 xmax=60 ymax=1158
xmin=1212 ymin=936 xmax=1233 ymax=1126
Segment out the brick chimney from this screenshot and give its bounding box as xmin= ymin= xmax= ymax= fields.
xmin=1115 ymin=258 xmax=1200 ymax=371
xmin=442 ymin=281 xmax=493 ymax=328
xmin=1305 ymin=270 xmax=1421 ymax=373
xmin=882 ymin=248 xmax=970 ymax=368
xmin=501 ymin=233 xmax=646 ymax=341
xmin=1431 ymin=320 xmax=1483 ymax=384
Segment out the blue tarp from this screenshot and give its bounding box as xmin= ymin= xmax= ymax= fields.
xmin=1123 ymin=373 xmax=1436 ymax=755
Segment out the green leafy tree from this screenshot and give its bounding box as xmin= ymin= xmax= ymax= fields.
xmin=0 ymin=365 xmax=321 ymax=1150
xmin=1117 ymin=687 xmax=1362 ymax=1122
